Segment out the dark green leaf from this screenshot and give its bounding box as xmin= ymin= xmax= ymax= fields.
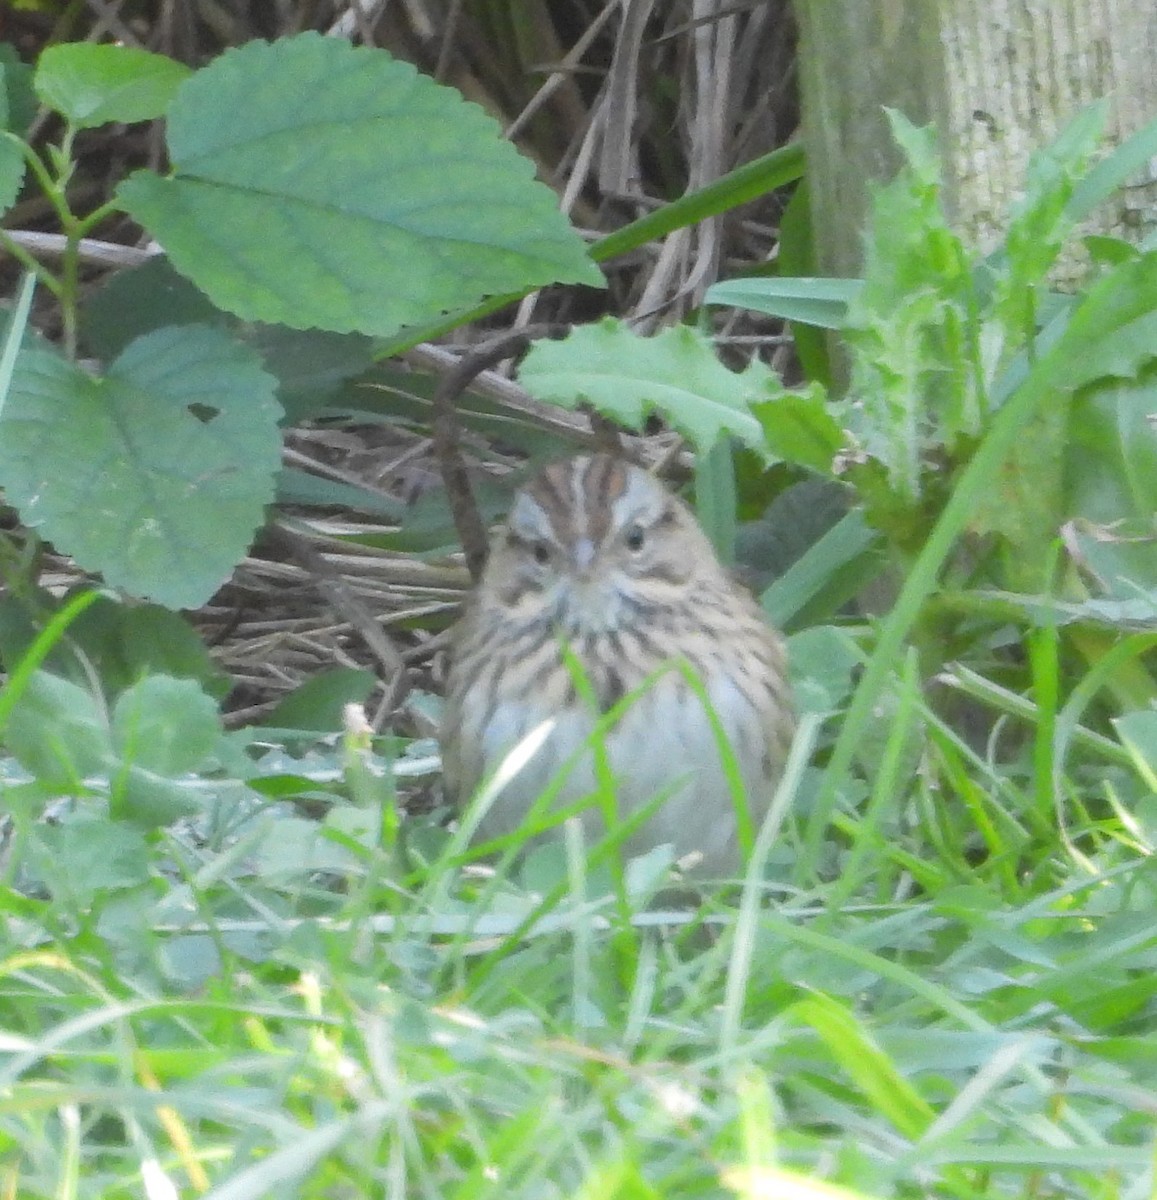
xmin=275 ymin=467 xmax=407 ymax=518
xmin=80 ymin=255 xmax=223 ymax=358
xmin=760 ymin=506 xmax=882 ymax=629
xmin=114 ymin=764 xmax=205 ymax=826
xmin=786 ymin=626 xmax=861 ymax=715
xmin=0 ymin=128 xmax=24 ymax=218
xmin=0 ymin=44 xmax=37 ymax=134
xmin=1069 ymin=107 xmax=1157 ymax=225
xmin=591 ymin=143 xmax=804 ymax=265
xmin=264 ymin=668 xmax=378 ymax=732
xmin=0 ymin=593 xmax=228 ymax=699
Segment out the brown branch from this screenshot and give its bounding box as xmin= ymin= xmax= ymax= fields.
xmin=430 ymin=324 xmax=568 ymax=582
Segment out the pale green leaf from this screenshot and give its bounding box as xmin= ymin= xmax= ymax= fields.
xmin=34 ymin=43 xmax=190 ymax=128
xmin=518 ymin=319 xmax=773 ymax=456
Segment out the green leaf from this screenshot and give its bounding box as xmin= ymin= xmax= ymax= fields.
xmin=0 ymin=129 xmax=25 ymax=217
xmin=117 ymin=34 xmax=601 ymax=338
xmin=34 ymin=43 xmax=191 ymax=128
xmin=263 ymin=668 xmax=378 ymax=732
xmin=80 ymin=255 xmax=224 ymax=359
xmin=275 ymin=467 xmax=407 ymax=519
xmin=591 ymin=142 xmax=805 ymax=265
xmin=5 ymin=669 xmax=112 ymax=786
xmin=1046 ymin=251 xmax=1157 ymax=388
xmin=694 ymin=440 xmax=737 ymax=565
xmin=1063 ymin=376 xmax=1157 ymax=597
xmin=705 ymin=276 xmax=862 ymax=330
xmin=80 ymin=255 xmax=376 ymax=422
xmin=0 ymin=593 xmax=229 ymax=699
xmin=114 ymin=764 xmax=205 ymax=826
xmin=786 ymin=625 xmax=861 ymax=714
xmin=1073 ymin=378 xmax=1157 ymax=518
xmin=1069 ymin=107 xmax=1157 ymax=226
xmin=843 ymin=114 xmax=978 ymax=502
xmin=751 ymin=383 xmax=843 ymax=472
xmin=518 ymin=319 xmax=773 ymax=456
xmin=29 ymin=818 xmax=151 ymax=906
xmin=760 ymin=505 xmax=882 ymax=630
xmin=0 ymin=49 xmax=32 ymax=213
xmin=112 ymin=674 xmax=221 ymax=774
xmin=991 ymin=105 xmax=1105 ymax=344
xmin=246 ymin=324 xmax=375 ymax=423
xmin=967 ymin=392 xmax=1071 ymax=579
xmin=1 ymin=325 xmax=282 ymax=609
xmin=0 ymin=44 xmax=37 ymax=134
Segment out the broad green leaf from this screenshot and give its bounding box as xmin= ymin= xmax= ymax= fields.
xmin=1 ymin=324 xmax=282 ymax=608
xmin=81 ymin=255 xmax=376 ymax=421
xmin=705 ymin=277 xmax=862 ymax=331
xmin=1073 ymin=378 xmax=1157 ymax=517
xmin=30 ymin=818 xmax=150 ymax=906
xmin=34 ymin=43 xmax=190 ymax=128
xmin=114 ymin=763 xmax=206 ymax=826
xmin=117 ymin=34 xmax=601 ymax=338
xmin=245 ymin=324 xmax=376 ymax=423
xmin=967 ymin=392 xmax=1071 ymax=580
xmin=786 ymin=625 xmax=860 ymax=714
xmin=112 ymin=674 xmax=222 ymax=775
xmin=519 ymin=319 xmax=774 ymax=456
xmin=81 ymin=254 xmax=223 ymax=358
xmin=4 ymin=669 xmax=112 ymax=786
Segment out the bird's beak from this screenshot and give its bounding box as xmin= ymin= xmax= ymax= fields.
xmin=573 ymin=537 xmax=596 ymax=574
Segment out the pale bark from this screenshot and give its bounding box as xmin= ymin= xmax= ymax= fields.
xmin=795 ymin=0 xmax=1157 ymax=281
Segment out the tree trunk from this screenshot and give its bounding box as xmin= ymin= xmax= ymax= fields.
xmin=794 ymin=0 xmax=1157 ymax=283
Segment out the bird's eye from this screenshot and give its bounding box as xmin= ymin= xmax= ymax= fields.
xmin=531 ymin=541 xmax=552 ymax=565
xmin=625 ymin=525 xmax=646 ymax=552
